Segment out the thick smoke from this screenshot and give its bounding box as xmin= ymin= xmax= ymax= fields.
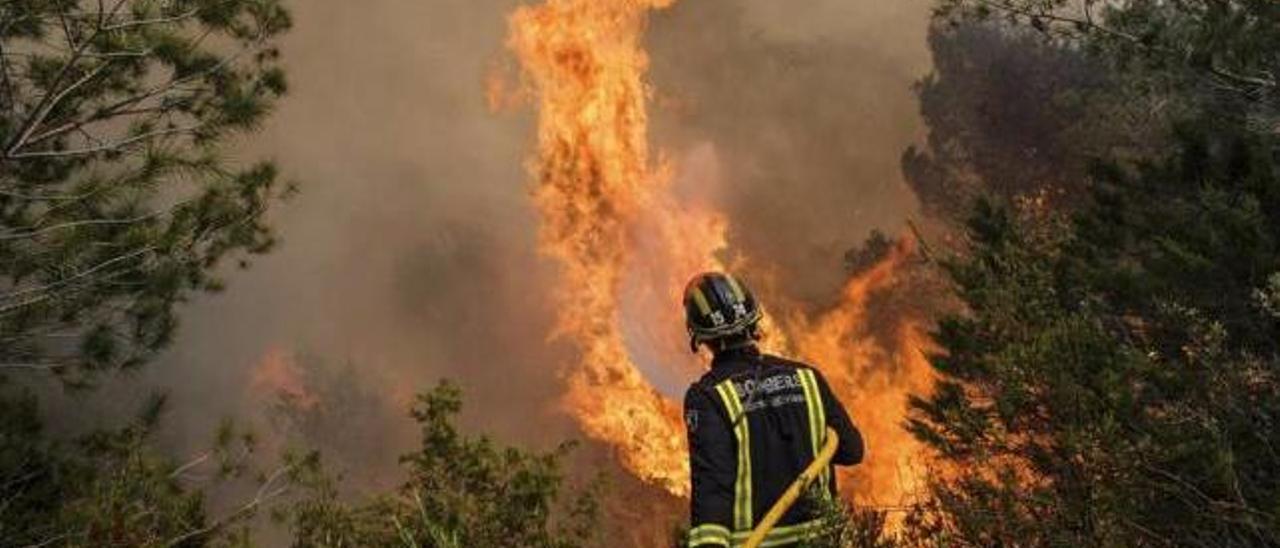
xmin=144 ymin=0 xmax=574 ymax=454
xmin=41 ymin=0 xmax=935 ymax=540
xmin=651 ymin=0 xmax=932 ymax=308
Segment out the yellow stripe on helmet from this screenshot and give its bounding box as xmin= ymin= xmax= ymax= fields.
xmin=725 ymin=274 xmax=746 ymax=304
xmin=690 ymin=285 xmax=713 ymax=316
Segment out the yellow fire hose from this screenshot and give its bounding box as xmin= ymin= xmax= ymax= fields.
xmin=742 ymin=428 xmax=839 ymax=548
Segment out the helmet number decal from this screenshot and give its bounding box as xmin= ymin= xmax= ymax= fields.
xmin=709 ymin=310 xmax=726 ymax=326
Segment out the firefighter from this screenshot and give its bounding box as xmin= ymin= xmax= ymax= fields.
xmin=682 ymin=272 xmax=864 ymax=548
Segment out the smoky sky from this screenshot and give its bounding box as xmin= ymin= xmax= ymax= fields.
xmin=41 ymin=0 xmax=934 ymax=523
xmin=651 ymin=0 xmax=931 ymax=309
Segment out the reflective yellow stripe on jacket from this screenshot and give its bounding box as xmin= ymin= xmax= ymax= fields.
xmin=732 ymin=519 xmax=827 ymax=547
xmin=692 ymin=374 xmax=828 ymax=547
xmin=689 ymin=524 xmax=731 ymax=547
xmin=691 ymin=519 xmax=827 ymax=547
xmin=796 ymin=369 xmax=830 ymax=496
xmin=715 ymin=380 xmax=752 ymax=532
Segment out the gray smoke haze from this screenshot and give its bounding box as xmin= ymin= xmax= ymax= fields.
xmin=41 ymin=0 xmax=933 ymax=540
xmin=150 ymin=0 xmax=570 ymax=452
xmin=651 ymin=1 xmax=931 ymax=307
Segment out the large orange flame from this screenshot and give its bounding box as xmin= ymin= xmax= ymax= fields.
xmin=788 ymin=238 xmax=936 ymax=507
xmin=507 ymin=0 xmax=934 ymax=508
xmin=508 ymin=0 xmax=716 ymax=496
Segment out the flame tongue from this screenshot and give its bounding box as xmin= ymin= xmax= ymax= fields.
xmin=509 ymin=0 xmax=696 ymax=494
xmin=789 ymin=238 xmax=936 ymax=506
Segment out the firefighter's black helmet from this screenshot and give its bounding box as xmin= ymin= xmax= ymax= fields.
xmin=683 ymin=272 xmax=763 ymax=352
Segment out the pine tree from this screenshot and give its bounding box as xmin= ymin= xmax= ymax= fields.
xmin=905 ymin=2 xmax=1280 ymax=545
xmin=0 ymin=0 xmax=293 ymax=386
xmin=909 ymin=111 xmax=1280 ymax=548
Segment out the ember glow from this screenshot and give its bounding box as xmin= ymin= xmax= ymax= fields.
xmin=507 ymin=0 xmax=934 ymax=506
xmin=249 ymin=348 xmax=318 ymax=411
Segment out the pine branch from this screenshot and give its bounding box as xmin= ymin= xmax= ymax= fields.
xmin=8 ymin=123 xmax=206 ymax=159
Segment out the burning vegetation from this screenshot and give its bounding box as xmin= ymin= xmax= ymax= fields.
xmin=505 ymin=0 xmax=938 ymax=508
xmin=8 ymin=0 xmax=1280 ymax=546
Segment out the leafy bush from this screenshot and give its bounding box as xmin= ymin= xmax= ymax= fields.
xmin=286 ymin=381 xmax=599 ymax=548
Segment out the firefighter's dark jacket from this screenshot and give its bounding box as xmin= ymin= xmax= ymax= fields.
xmin=684 ymin=346 xmax=863 ymax=547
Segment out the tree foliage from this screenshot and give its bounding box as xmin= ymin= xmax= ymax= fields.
xmin=287 ymin=381 xmax=599 ymax=548
xmin=901 ymin=22 xmax=1173 ymax=218
xmin=0 ymin=2 xmax=303 ymax=546
xmin=0 ymin=0 xmax=293 ymax=384
xmin=0 ymin=388 xmax=303 ymax=547
xmin=934 ymin=0 xmax=1279 ymax=134
xmin=904 ymin=2 xmax=1280 ymax=546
